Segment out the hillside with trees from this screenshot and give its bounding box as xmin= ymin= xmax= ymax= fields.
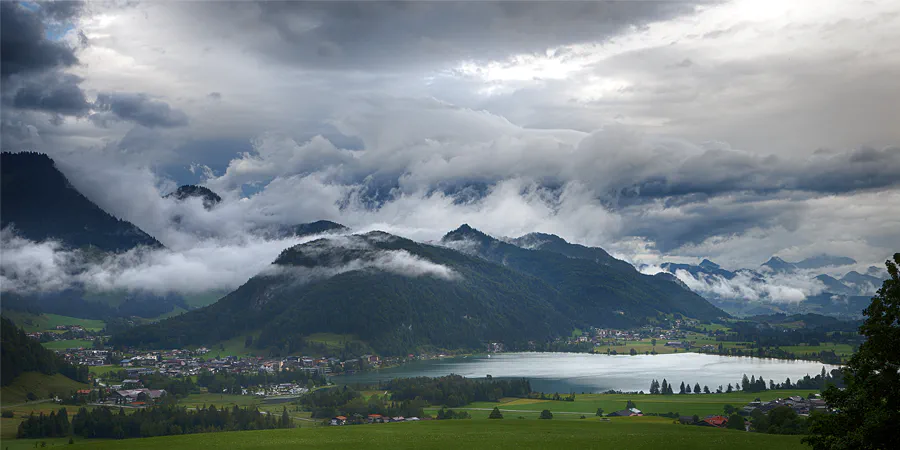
xmin=444 ymin=225 xmax=727 ymax=327
xmin=0 ymin=317 xmax=88 ymax=386
xmin=112 ymin=227 xmax=726 ymax=355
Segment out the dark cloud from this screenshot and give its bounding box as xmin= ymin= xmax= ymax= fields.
xmin=91 ymin=93 xmax=189 ymax=128
xmin=12 ymin=72 xmax=91 ymax=116
xmin=621 ymin=196 xmax=806 ymax=253
xmin=613 ymin=146 xmax=900 ymax=202
xmin=179 ymin=1 xmax=711 ymax=71
xmin=0 ymin=2 xmax=80 ymax=78
xmin=39 ymin=0 xmax=85 ymax=22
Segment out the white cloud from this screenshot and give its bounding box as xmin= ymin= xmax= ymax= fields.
xmin=671 ymin=268 xmax=826 ymax=304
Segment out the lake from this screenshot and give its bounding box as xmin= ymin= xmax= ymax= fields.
xmin=333 ymin=352 xmax=839 ymax=393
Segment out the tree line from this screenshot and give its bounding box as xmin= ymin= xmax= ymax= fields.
xmin=385 ymin=374 xmax=531 ymax=407
xmin=18 ymin=404 xmax=293 ymax=440
xmin=0 ymin=317 xmax=89 ymax=387
xmin=299 ymin=386 xmax=426 ymax=420
xmin=648 ymin=369 xmax=843 ymax=395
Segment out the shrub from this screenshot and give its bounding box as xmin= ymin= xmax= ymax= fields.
xmin=539 ymin=410 xmax=553 ymax=420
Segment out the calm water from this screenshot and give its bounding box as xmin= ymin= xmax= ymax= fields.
xmin=334 ymin=352 xmax=839 ymax=393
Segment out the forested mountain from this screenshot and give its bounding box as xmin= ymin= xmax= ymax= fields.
xmin=252 ymin=220 xmax=350 ymax=239
xmin=113 ymin=225 xmax=726 ymax=355
xmin=165 ymin=184 xmax=222 ymax=210
xmin=444 ymin=225 xmax=727 ymax=327
xmin=0 ymin=317 xmax=88 ymax=386
xmin=111 ymin=231 xmax=573 ymax=354
xmin=1 ymin=152 xmax=162 ymax=252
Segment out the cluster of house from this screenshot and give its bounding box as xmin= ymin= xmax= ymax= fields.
xmin=329 ymin=414 xmax=424 ymax=426
xmin=675 ymin=395 xmax=828 ymax=429
xmin=565 ymin=322 xmax=696 ymax=349
xmin=608 ymin=408 xmax=643 ymax=417
xmin=111 ymin=388 xmax=168 ymax=406
xmin=59 ymin=348 xmax=109 ymax=366
xmin=243 ymin=383 xmax=309 ymax=397
xmin=26 ymin=325 xmax=98 ymax=344
xmin=741 ymin=395 xmax=827 ymax=416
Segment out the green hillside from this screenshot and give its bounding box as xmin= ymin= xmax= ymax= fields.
xmin=1 ymin=317 xmax=89 ymax=388
xmin=1 ymin=311 xmax=105 ymax=333
xmin=0 ymin=372 xmax=89 ymax=405
xmin=112 ymin=232 xmax=572 ymax=355
xmin=113 ymin=227 xmax=727 ymax=355
xmin=443 ymin=225 xmax=727 ymax=327
xmin=64 ymin=418 xmax=804 ymax=450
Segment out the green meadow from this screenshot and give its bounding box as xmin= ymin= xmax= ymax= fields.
xmin=40 ymin=339 xmax=94 ymax=350
xmin=1 ymin=311 xmax=105 ymax=333
xmin=59 ymin=417 xmax=805 ymax=450
xmin=0 ymin=373 xmax=89 ymax=406
xmin=447 ymin=390 xmax=817 ymax=418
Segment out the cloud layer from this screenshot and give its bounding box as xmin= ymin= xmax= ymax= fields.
xmin=1 ymin=0 xmax=898 ymax=300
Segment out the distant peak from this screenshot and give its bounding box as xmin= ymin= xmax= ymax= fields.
xmin=166 ymin=184 xmax=222 ymax=210
xmin=698 ymin=259 xmax=720 ymax=270
xmin=442 ymin=224 xmax=494 ymax=244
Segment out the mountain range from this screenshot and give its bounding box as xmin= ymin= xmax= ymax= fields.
xmin=3 ymin=152 xmax=728 ymax=354
xmin=113 ymin=225 xmax=726 ymax=355
xmin=656 ymin=254 xmax=888 ymax=319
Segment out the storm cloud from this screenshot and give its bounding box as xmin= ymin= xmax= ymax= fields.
xmin=1 ymin=0 xmax=898 ymax=298
xmin=0 ymin=1 xmax=81 ymax=78
xmin=91 ymin=93 xmax=189 ymax=128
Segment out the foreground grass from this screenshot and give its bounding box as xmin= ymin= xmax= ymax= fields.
xmin=65 ymin=417 xmax=806 ymax=450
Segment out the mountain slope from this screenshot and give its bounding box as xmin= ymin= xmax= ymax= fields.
xmin=444 ymin=225 xmax=727 ymax=325
xmin=815 ymin=274 xmax=855 ymax=295
xmin=1 ymin=152 xmax=162 ymax=252
xmin=1 ymin=317 xmax=88 ymax=387
xmin=252 ymin=220 xmax=350 ymax=239
xmin=760 ymin=257 xmax=797 ymax=274
xmin=111 ymin=232 xmax=574 ymax=355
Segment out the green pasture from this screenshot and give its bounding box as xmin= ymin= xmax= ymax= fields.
xmin=64 ymin=416 xmax=806 ymax=450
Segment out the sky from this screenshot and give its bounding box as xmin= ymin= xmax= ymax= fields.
xmin=1 ymin=0 xmax=899 ymax=298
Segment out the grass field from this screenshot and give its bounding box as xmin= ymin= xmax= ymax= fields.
xmin=0 ymin=372 xmax=89 ymax=405
xmin=89 ymin=365 xmax=124 ymax=378
xmin=205 ymin=332 xmax=261 ymax=358
xmin=180 ymin=393 xmax=262 ymax=408
xmin=2 ymin=311 xmax=105 ymax=333
xmin=592 ymin=339 xmax=681 ymax=355
xmin=62 ymin=417 xmax=806 ymax=450
xmin=40 ymin=339 xmax=94 ymax=350
xmin=458 ymin=390 xmax=818 ymax=418
xmin=777 ymin=343 xmax=855 ymax=358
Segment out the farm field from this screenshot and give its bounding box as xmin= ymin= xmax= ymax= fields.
xmin=458 ymin=390 xmax=819 ymax=418
xmin=40 ymin=339 xmax=94 ymax=350
xmin=0 ymin=372 xmax=89 ymax=406
xmin=2 ymin=311 xmax=105 ymax=333
xmin=777 ymin=343 xmax=855 ymax=358
xmin=63 ymin=417 xmax=807 ymax=450
xmin=88 ymin=365 xmax=124 ymax=377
